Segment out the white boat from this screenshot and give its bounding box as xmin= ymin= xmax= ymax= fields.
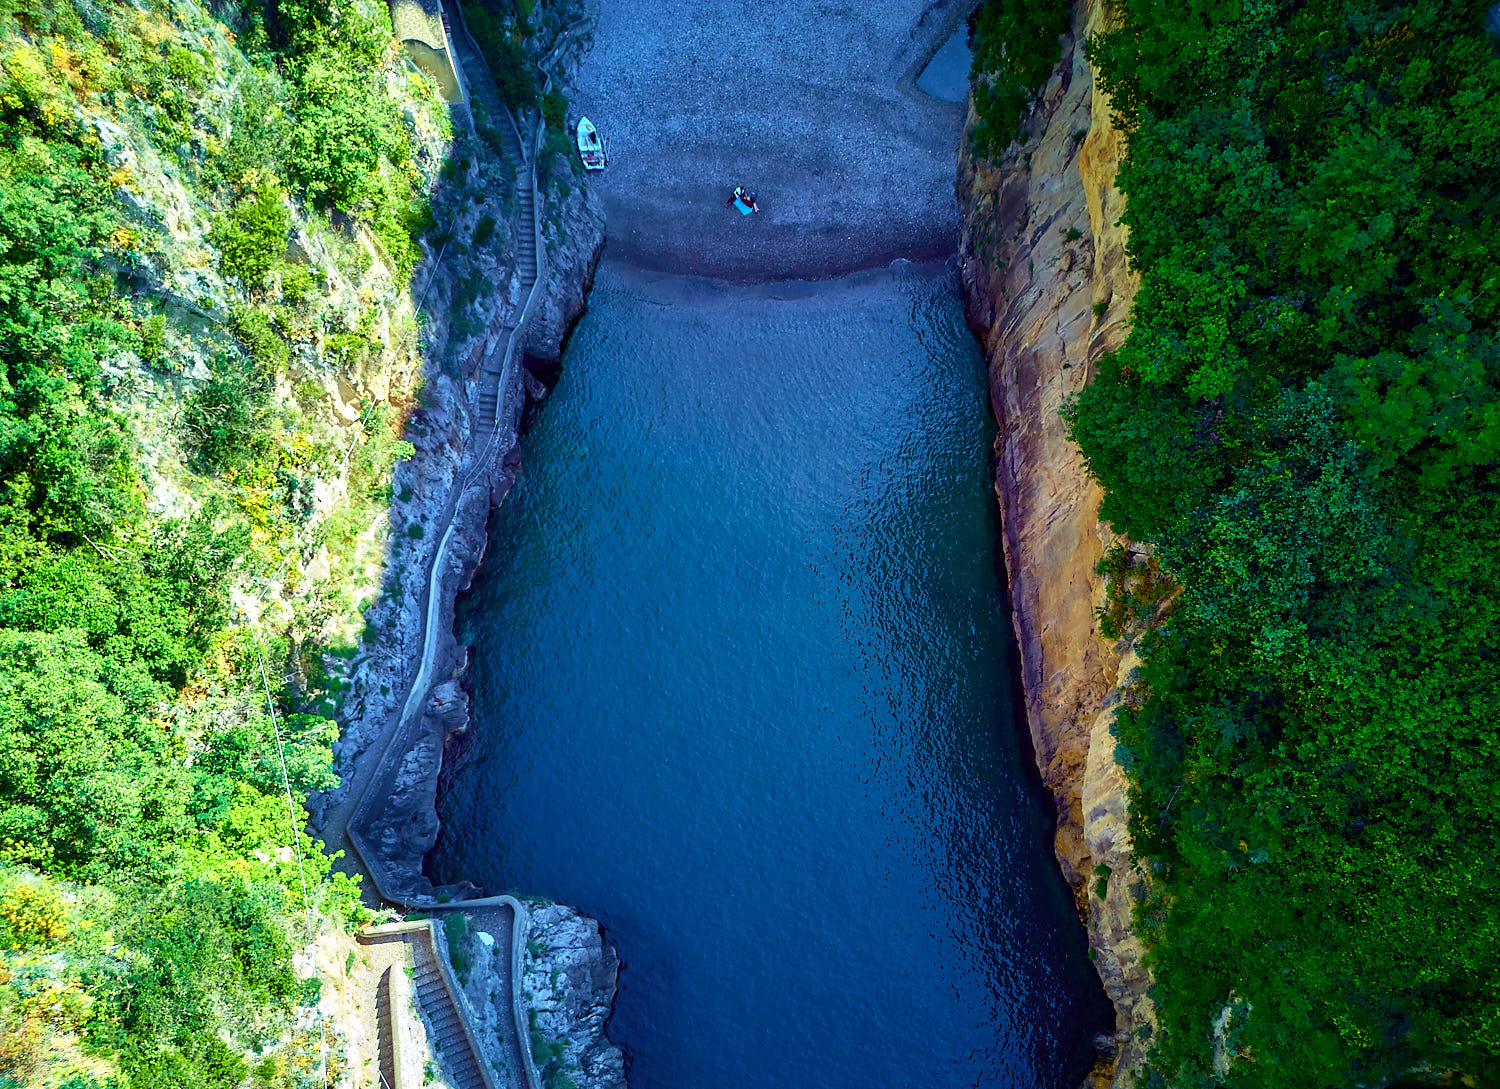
xmin=576 ymin=116 xmax=606 ymax=170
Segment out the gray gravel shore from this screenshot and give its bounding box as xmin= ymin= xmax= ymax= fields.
xmin=568 ymin=0 xmax=974 ymax=281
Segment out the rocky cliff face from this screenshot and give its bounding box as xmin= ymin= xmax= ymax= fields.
xmin=522 ymin=902 xmax=628 ymax=1089
xmin=955 ymin=1 xmax=1152 ymax=1083
xmin=345 ymin=183 xmax=605 ymax=901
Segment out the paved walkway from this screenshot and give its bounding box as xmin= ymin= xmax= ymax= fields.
xmin=315 ymin=16 xmax=593 ymax=1089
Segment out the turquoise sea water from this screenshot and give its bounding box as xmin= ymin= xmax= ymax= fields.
xmin=435 ymin=262 xmax=1110 ymax=1089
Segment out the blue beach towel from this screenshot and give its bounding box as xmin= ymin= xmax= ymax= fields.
xmin=733 ymin=197 xmax=754 ymax=215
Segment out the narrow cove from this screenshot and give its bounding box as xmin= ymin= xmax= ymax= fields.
xmin=434 ymin=261 xmax=1111 ymax=1088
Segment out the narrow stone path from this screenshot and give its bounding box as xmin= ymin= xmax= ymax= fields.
xmin=327 ymin=14 xmax=561 ymax=1089
xmin=324 ymin=13 xmax=589 ymax=1089
xmin=442 ymin=0 xmax=538 ymax=437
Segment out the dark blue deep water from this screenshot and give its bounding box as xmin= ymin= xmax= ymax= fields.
xmin=435 ymin=262 xmax=1110 ymax=1089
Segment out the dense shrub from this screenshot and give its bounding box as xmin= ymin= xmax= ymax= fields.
xmin=473 ymin=212 xmax=496 ymax=246
xmin=541 ymin=89 xmax=566 ymax=134
xmin=203 ymin=67 xmax=288 ymax=187
xmin=185 ymin=351 xmax=272 ymax=472
xmin=967 ymin=0 xmax=1068 ymax=157
xmin=139 ymin=312 xmax=168 ymax=366
xmin=211 ymin=184 xmax=291 ymax=288
xmin=1039 ymin=2 xmax=1500 ymax=1085
xmin=367 ymin=167 xmax=430 ymax=278
xmin=464 ymin=1 xmax=538 ymax=110
xmin=280 ymin=262 xmax=316 ymax=303
xmin=231 ymin=305 xmax=290 ymax=371
xmin=0 ymin=878 xmax=67 ymax=946
xmin=268 ymin=0 xmax=389 ymax=64
xmin=286 ymin=48 xmax=407 ymax=210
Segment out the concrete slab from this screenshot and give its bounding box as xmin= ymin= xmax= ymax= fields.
xmin=568 ymin=0 xmax=974 ymax=281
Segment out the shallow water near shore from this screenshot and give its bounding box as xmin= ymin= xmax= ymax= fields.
xmin=436 ymin=261 xmax=1110 ymax=1089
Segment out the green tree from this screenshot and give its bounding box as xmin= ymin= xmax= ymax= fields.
xmin=463 ymin=2 xmax=538 ymax=109
xmin=211 ymin=186 xmax=291 ymax=288
xmin=286 ymin=49 xmax=405 ymax=211
xmin=1046 ymin=0 xmax=1500 ymax=1083
xmin=967 ymin=0 xmax=1068 ymax=155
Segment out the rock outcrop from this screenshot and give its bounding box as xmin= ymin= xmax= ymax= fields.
xmin=522 ymin=903 xmax=628 ymax=1089
xmin=956 ymin=0 xmax=1153 ymax=1083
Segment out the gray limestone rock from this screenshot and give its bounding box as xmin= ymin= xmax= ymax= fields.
xmin=522 ymin=903 xmax=626 ymax=1089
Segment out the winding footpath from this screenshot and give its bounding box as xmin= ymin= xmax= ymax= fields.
xmin=314 ymin=17 xmax=589 ymax=1089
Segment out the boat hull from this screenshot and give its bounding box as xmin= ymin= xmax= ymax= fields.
xmin=577 ymin=116 xmax=606 ymax=171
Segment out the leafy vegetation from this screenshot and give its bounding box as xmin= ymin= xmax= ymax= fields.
xmin=285 ymin=48 xmax=408 ymax=211
xmin=0 ymin=0 xmax=445 ymax=1081
xmin=967 ymin=0 xmax=1069 ymax=157
xmin=211 ymin=183 xmax=292 ymax=288
xmin=540 ymin=88 xmax=565 ymax=133
xmin=528 ymin=1009 xmax=576 ymax=1089
xmin=463 ymin=0 xmax=539 ymax=110
xmin=186 ymin=349 xmax=274 ymax=472
xmin=1035 ymin=1 xmax=1500 ymax=1085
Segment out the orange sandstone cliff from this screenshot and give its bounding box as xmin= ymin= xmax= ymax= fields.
xmin=957 ymin=0 xmax=1153 ymax=1083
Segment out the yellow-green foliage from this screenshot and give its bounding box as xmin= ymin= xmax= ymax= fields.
xmin=0 ymin=878 xmax=67 ymax=947
xmin=0 ymin=0 xmax=442 ymax=1084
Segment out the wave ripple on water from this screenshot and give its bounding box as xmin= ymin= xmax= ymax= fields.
xmin=436 ymin=262 xmax=1110 ymax=1089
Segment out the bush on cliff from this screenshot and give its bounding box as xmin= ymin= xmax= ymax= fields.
xmin=967 ymin=0 xmax=1068 ymax=157
xmin=212 ymin=183 xmax=292 ymax=288
xmin=1042 ymin=1 xmax=1500 ymax=1085
xmin=286 ymin=46 xmax=409 ymax=211
xmin=0 ymin=0 xmax=434 ymax=1081
xmin=463 ymin=0 xmax=539 ymax=110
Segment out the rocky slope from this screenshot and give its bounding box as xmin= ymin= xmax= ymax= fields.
xmin=955 ymin=0 xmax=1152 ymax=1083
xmin=0 ymin=0 xmax=616 ymax=1081
xmin=312 ymin=2 xmax=608 ymax=899
xmin=295 ymin=18 xmax=621 ymax=1088
xmin=521 ymin=902 xmax=628 ymax=1089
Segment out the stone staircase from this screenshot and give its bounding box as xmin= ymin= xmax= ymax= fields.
xmin=442 ymin=0 xmax=539 ymax=439
xmin=374 ymin=962 xmax=411 ymax=1089
xmin=475 ymin=170 xmax=536 ymax=435
xmin=362 ymin=922 xmax=503 ymax=1089
xmin=408 ymin=936 xmax=493 ymax=1089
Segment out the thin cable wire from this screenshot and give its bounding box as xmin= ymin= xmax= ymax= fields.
xmin=251 ymin=623 xmax=315 ymax=939
xmin=251 ymin=623 xmax=334 ymax=1088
